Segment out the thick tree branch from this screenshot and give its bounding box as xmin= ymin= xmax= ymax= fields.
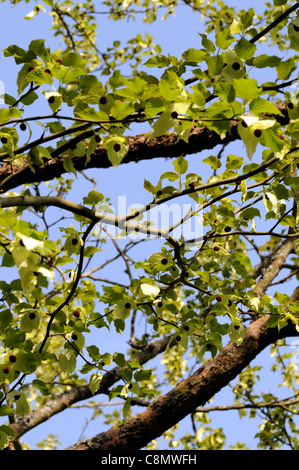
xmin=0 ymin=121 xmax=241 ymax=192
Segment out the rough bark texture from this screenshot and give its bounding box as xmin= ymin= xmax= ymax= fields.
xmin=0 ymin=121 xmax=241 ymax=192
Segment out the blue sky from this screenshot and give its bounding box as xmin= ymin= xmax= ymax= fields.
xmin=0 ymin=0 xmax=297 ymax=450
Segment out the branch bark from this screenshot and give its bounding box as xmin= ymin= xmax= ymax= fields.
xmin=0 ymin=120 xmax=241 ymax=192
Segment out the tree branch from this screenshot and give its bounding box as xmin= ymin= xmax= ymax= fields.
xmin=67 ymin=313 xmax=299 ymax=450
xmin=0 ymin=120 xmax=241 ymax=192
xmin=10 ymin=336 xmax=172 ymax=440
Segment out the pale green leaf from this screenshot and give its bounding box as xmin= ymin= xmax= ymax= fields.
xmin=89 ymin=372 xmax=103 ymax=395
xmin=58 ymin=350 xmax=77 ymax=374
xmin=104 ymin=135 xmax=129 ymax=168
xmin=234 ymin=38 xmax=256 ymax=60
xmin=173 ymin=156 xmax=188 ymax=175
xmin=140 ymin=283 xmax=160 ymax=299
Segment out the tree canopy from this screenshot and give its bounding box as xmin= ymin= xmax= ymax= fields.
xmin=0 ymin=0 xmax=299 ymax=451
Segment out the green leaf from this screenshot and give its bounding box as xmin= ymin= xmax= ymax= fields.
xmin=1 ymin=252 xmax=14 ymax=268
xmin=241 ymin=8 xmax=255 ymax=29
xmin=159 ymin=70 xmax=184 ymax=101
xmin=20 ymin=311 xmax=40 ymax=332
xmin=202 ymin=155 xmax=221 ymax=169
xmin=86 ymin=135 xmax=98 ymax=165
xmin=144 ymin=55 xmax=171 ymax=68
xmin=86 ymin=345 xmax=100 ymax=362
xmin=104 ymin=135 xmax=129 ymax=168
xmin=0 ymin=406 xmax=15 ymax=417
xmin=89 ymin=372 xmax=103 ymax=395
xmin=24 ymin=69 xmax=54 ymax=87
xmin=198 ymin=33 xmax=216 ymax=53
xmin=62 ymin=52 xmax=87 ymax=68
xmin=76 ymin=108 xmax=108 ymax=122
xmin=228 ymin=322 xmax=245 ymax=345
xmin=113 ymin=300 xmax=133 ymax=320
xmin=0 ymin=108 xmax=22 ymax=123
xmin=144 ymin=179 xmax=155 ymax=194
xmin=145 ymin=97 xmax=165 ymax=118
xmin=46 ymin=121 xmax=66 ymax=134
xmin=3 ymin=44 xmax=34 ymax=64
xmin=283 ymin=177 xmax=299 ymax=191
xmin=14 ymin=350 xmax=41 ymax=374
xmin=249 ymin=98 xmax=283 ymax=117
xmin=0 ymin=309 xmax=13 ymax=329
xmin=32 ymin=379 xmax=50 ymax=396
xmin=182 ymin=48 xmax=207 ymax=63
xmin=42 ymin=91 xmax=63 ymax=113
xmin=215 ymin=82 xmax=235 ymax=103
xmin=272 ymin=183 xmax=290 ymax=201
xmin=63 ymin=156 xmax=77 ymax=177
xmin=125 ymin=76 xmax=148 ymax=95
xmin=148 ymin=252 xmax=172 ymax=271
xmin=113 ymin=352 xmax=126 ymax=367
xmin=140 ymin=282 xmax=160 ymax=299
xmin=226 ymin=154 xmax=243 ymax=170
xmin=0 ymin=425 xmax=14 ymax=450
xmin=109 ymin=70 xmax=126 ymax=89
xmin=253 ymin=54 xmax=281 ymax=68
xmin=288 ymin=20 xmax=299 ymax=52
xmin=206 ymin=55 xmax=224 ymax=77
xmin=58 ymin=350 xmax=77 ymax=374
xmin=21 ymin=90 xmax=38 ymax=105
xmin=151 ymin=112 xmax=174 ymax=138
xmin=276 ymin=59 xmax=296 ymax=80
xmin=63 ymin=233 xmax=82 ymax=256
xmin=110 ymin=100 xmax=134 ymax=120
xmin=215 ymin=29 xmax=235 ymax=50
xmin=83 ymin=190 xmax=104 ymax=205
xmin=230 ymin=19 xmax=243 ymax=35
xmin=173 ymin=156 xmax=188 ymax=175
xmin=240 ymin=208 xmax=261 ymax=220
xmin=233 ymin=78 xmax=260 ymax=101
xmin=123 ymin=397 xmax=133 ymax=423
xmin=28 ymin=38 xmax=48 ymax=58
xmin=267 ymin=315 xmax=279 ymax=328
xmin=14 ymin=394 xmax=30 ymax=418
xmin=160 ymin=171 xmax=179 ymax=182
xmin=234 ymin=38 xmax=256 ymax=60
xmin=134 ymin=368 xmax=152 ymax=382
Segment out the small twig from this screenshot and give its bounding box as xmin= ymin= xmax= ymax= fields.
xmin=39 ymin=219 xmax=97 ymax=353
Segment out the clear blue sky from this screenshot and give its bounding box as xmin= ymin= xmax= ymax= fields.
xmin=0 ymin=0 xmax=296 ymax=450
